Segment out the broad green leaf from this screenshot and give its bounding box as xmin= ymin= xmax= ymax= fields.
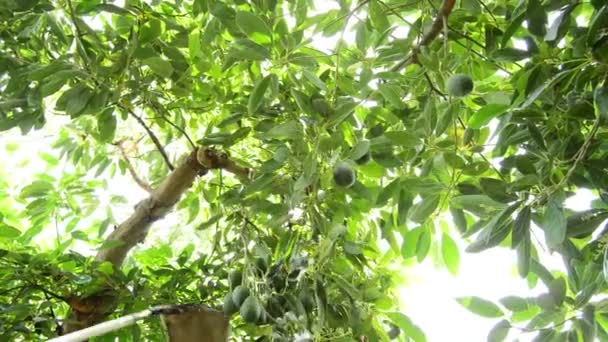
xmin=349 ymin=140 xmax=370 ymax=160
xmin=0 ymin=223 xmax=21 ymax=238
xmin=548 ymin=277 xmax=567 ymax=306
xmin=441 ymin=233 xmax=460 ymax=276
xmin=542 ymin=197 xmax=566 ymax=248
xmin=302 ymin=69 xmax=328 ymax=91
xmin=487 ymin=319 xmax=510 ymax=342
xmin=456 ymin=296 xmax=504 ymax=318
xmin=511 ymin=206 xmax=531 ymax=248
xmin=143 ymin=57 xmax=174 ymax=78
xmin=566 ymin=209 xmax=608 ymax=238
xmin=416 ymin=226 xmax=431 ymax=262
xmin=97 ymin=108 xmax=116 ymax=142
xmin=235 ymin=11 xmax=272 ymax=44
xmin=499 ymin=296 xmax=529 ymax=312
xmin=468 ymin=104 xmax=509 ymax=129
xmin=479 ymin=177 xmax=516 ymax=203
xmin=409 ymin=194 xmax=440 ymax=223
xmin=517 ymin=233 xmax=531 ymax=277
xmin=450 ymin=207 xmax=467 ymax=233
xmin=261 ymin=120 xmax=301 ymax=139
xmin=188 ymin=30 xmax=201 ymax=58
xmin=385 ymin=312 xmax=427 ymax=342
xmin=450 ymin=195 xmax=508 ymax=217
xmin=384 ymin=131 xmax=420 ymax=146
xmin=594 ymin=85 xmax=608 ymax=123
xmin=228 ymin=38 xmax=270 ymax=60
xmin=401 ymin=227 xmax=423 ymax=259
xmin=248 ymin=75 xmax=272 ymax=115
xmin=466 ymin=202 xmax=520 ymax=253
xmin=378 ymin=84 xmax=404 ymax=108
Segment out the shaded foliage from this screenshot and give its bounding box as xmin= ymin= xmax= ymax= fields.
xmin=1 ymin=0 xmax=608 ymax=341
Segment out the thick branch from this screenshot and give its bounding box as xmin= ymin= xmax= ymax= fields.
xmin=391 ymin=0 xmax=456 ymax=71
xmin=63 ymin=147 xmax=248 ymax=334
xmin=96 ymin=149 xmax=204 ymax=267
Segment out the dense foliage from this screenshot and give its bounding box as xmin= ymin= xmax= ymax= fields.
xmin=1 ymin=0 xmax=608 ymax=340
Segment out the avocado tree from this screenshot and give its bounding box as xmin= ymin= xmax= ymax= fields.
xmin=1 ymin=0 xmax=608 ymax=341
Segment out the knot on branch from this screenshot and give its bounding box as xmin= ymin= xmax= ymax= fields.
xmin=196 ymin=147 xmax=251 ymax=178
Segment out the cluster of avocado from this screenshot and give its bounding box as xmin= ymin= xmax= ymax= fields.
xmin=223 ymin=270 xmax=265 ymax=324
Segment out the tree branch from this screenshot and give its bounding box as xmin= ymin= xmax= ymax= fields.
xmin=391 ymin=0 xmax=456 ymax=72
xmin=113 ymin=140 xmax=153 ymax=193
xmin=120 ymin=104 xmax=175 ymax=171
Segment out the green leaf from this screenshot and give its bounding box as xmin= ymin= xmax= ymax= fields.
xmin=567 ymin=209 xmax=608 ymax=238
xmin=594 ymin=85 xmax=608 ymax=124
xmin=0 ymin=223 xmax=21 ymax=238
xmin=499 ymin=296 xmax=529 ymax=312
xmin=384 ymin=131 xmax=420 ymax=146
xmin=97 ymin=107 xmax=116 ymax=142
xmin=261 ymin=120 xmax=301 ymax=139
xmin=450 ymin=207 xmax=468 ymax=233
xmin=468 ymin=104 xmax=509 ymax=129
xmin=548 ymin=277 xmax=567 ymax=306
xmin=466 ymin=202 xmax=520 ymax=253
xmin=378 ymin=84 xmax=404 ymax=108
xmin=450 ymin=195 xmax=508 ymax=217
xmin=511 ymin=206 xmax=531 ymax=248
xmin=479 ymin=177 xmax=516 ymax=203
xmin=409 ymin=194 xmax=440 ymax=223
xmin=248 ymin=75 xmax=272 ymax=115
xmin=487 ymin=319 xmax=510 ymax=342
xmin=228 ymin=38 xmax=270 ymax=60
xmin=542 ymin=197 xmax=566 ymax=248
xmin=349 ymin=140 xmax=370 ymax=160
xmin=235 ymin=11 xmax=272 ymax=44
xmin=143 ymin=57 xmax=174 ymax=78
xmin=302 ymin=69 xmax=328 ymax=91
xmin=385 ymin=312 xmax=427 ymax=342
xmin=188 ymin=31 xmax=201 ymax=58
xmin=416 ymin=226 xmax=431 ymax=262
xmin=441 ymin=233 xmax=460 ymax=276
xmin=456 ymin=296 xmax=504 ymax=318
xmin=66 ymin=87 xmax=93 ymax=117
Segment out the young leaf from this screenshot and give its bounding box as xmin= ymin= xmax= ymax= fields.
xmin=542 ymin=197 xmax=566 ymax=248
xmin=441 ymin=233 xmax=460 ymax=276
xmin=512 ymin=206 xmax=531 ymax=248
xmin=487 ymin=319 xmax=510 ymax=342
xmin=248 ymin=75 xmax=272 ymax=115
xmin=468 ymin=104 xmax=509 ymax=129
xmin=235 ymin=11 xmax=272 ymax=44
xmin=385 ymin=312 xmax=427 ymax=342
xmin=143 ymin=57 xmax=174 ymax=78
xmin=456 ymin=296 xmax=504 ymax=318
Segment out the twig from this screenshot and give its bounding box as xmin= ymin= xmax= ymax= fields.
xmin=391 ymin=0 xmax=457 ymax=72
xmin=423 ymin=72 xmax=446 ymax=99
xmin=120 ymin=104 xmax=175 ymax=171
xmin=113 ymin=140 xmax=153 ymax=192
xmin=148 ymin=101 xmax=196 ymax=149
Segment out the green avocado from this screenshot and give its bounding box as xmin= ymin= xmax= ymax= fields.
xmin=232 ymin=285 xmax=250 ymax=306
xmin=447 ymin=74 xmax=474 ymax=97
xmin=228 ymin=269 xmax=242 ymax=289
xmin=240 ymin=296 xmax=262 ymax=323
xmin=255 ymin=257 xmax=268 ymax=274
xmin=333 ymin=161 xmax=356 ymax=188
xmin=222 ymin=293 xmax=239 ymax=316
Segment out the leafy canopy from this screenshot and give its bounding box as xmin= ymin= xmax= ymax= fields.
xmin=1 ymin=0 xmax=608 ymax=341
